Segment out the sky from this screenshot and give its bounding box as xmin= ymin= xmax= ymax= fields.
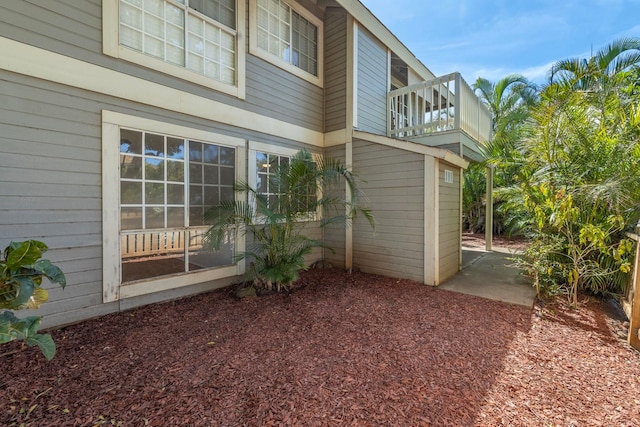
xmin=360 ymin=0 xmax=640 ymax=84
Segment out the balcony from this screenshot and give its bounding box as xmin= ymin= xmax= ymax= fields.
xmin=387 ymin=72 xmax=492 ymax=161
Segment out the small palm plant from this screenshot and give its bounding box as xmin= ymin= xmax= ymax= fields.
xmin=204 ymin=150 xmax=373 ymax=292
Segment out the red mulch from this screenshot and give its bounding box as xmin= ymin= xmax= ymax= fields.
xmin=2 ymin=269 xmax=639 ymax=426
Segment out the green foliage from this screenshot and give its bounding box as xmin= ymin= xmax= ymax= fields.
xmin=508 ymin=38 xmax=640 ymax=303
xmin=1 ymin=240 xmax=66 ymax=360
xmin=204 ymin=150 xmax=374 ymax=292
xmin=467 ymin=74 xmax=537 ymax=235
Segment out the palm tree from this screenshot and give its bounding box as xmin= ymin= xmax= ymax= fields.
xmin=473 ymin=74 xmax=537 ymax=169
xmin=203 ymin=150 xmax=374 ymax=292
xmin=463 ymin=75 xmax=537 ymax=235
xmin=550 ymin=37 xmax=640 ymax=91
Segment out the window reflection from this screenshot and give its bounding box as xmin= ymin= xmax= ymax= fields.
xmin=119 ymin=128 xmax=236 ymax=283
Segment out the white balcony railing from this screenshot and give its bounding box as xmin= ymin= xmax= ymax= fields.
xmin=388 ymin=72 xmax=492 ymax=145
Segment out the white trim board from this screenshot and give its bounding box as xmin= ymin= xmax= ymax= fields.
xmin=1 ymin=36 xmax=324 ymax=147
xmin=101 ymin=110 xmax=247 ymax=302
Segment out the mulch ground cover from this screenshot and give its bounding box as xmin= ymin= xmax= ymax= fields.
xmin=2 ymin=268 xmax=640 ymax=426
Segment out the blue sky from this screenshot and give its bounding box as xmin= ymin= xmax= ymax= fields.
xmin=360 ymin=0 xmax=640 ymax=84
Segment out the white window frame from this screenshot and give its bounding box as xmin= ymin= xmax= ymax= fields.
xmin=102 ymin=110 xmax=246 ymax=303
xmin=444 ymin=169 xmax=454 ymax=184
xmin=248 ymin=0 xmax=324 ymax=87
xmin=248 ymin=141 xmax=321 ymax=223
xmin=103 ymin=0 xmax=246 ymax=99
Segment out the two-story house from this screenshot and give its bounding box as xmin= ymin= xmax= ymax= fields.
xmin=0 ymin=0 xmax=492 ymax=327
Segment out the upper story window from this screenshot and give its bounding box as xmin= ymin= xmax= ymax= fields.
xmin=104 ymin=0 xmax=246 ymax=98
xmin=249 ymin=0 xmax=323 ymax=87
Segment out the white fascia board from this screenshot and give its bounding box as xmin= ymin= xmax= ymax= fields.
xmin=335 ymin=0 xmax=436 ymax=82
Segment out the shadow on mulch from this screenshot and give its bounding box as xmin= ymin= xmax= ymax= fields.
xmin=2 ymin=269 xmax=532 ymax=426
xmin=538 ymin=296 xmax=628 ymax=346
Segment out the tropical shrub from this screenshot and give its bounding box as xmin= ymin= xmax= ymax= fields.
xmin=204 ymin=150 xmax=373 ymax=293
xmin=511 ymin=38 xmax=640 ymax=303
xmin=0 ymin=240 xmax=66 ymax=360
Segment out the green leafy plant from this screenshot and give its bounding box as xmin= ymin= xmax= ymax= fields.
xmin=204 ymin=150 xmax=374 ymax=293
xmin=1 ymin=240 xmax=66 ymax=360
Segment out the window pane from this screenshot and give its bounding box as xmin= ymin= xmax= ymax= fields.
xmin=167 ymin=138 xmax=185 ymax=159
xmin=203 ymin=165 xmax=219 ymax=184
xmin=121 ymin=155 xmax=143 ymax=179
xmin=189 ymin=163 xmax=202 ymax=183
xmin=187 ymin=228 xmax=234 ymax=270
xmin=120 ymin=2 xmax=142 ymax=27
xmin=190 ymin=207 xmax=204 ymax=226
xmin=257 ymin=152 xmax=268 ymax=171
xmin=144 ymin=0 xmax=164 ymax=17
xmin=257 ymin=174 xmax=267 ymax=193
xmin=203 ymin=144 xmax=219 ymax=163
xmin=167 ymin=160 xmax=185 ymax=182
xmin=204 ymin=186 xmax=219 ymax=205
xmin=121 ymin=181 xmax=143 ymax=204
xmin=189 ymin=141 xmax=203 ymax=161
xmin=190 ymin=185 xmax=203 ymax=205
xmin=145 ymin=207 xmax=165 ymax=228
xmin=167 ymin=183 xmax=185 ymax=204
xmin=167 ymin=207 xmax=184 ymax=227
xmin=121 ymin=207 xmax=143 ymax=230
xmin=121 ymin=129 xmax=143 ymax=154
xmin=145 ymin=133 xmax=165 ymax=157
xmin=146 ymin=182 xmax=165 ymax=204
xmin=220 ymin=186 xmax=234 ymax=202
xmin=220 ymin=147 xmax=234 ymax=165
xmin=220 ymin=166 xmax=234 ymax=185
xmin=119 ymin=0 xmax=236 ymax=86
xmin=145 ymin=158 xmax=164 ymax=180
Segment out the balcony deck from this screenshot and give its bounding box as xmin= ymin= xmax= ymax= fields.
xmin=387 ymin=72 xmax=492 ymax=161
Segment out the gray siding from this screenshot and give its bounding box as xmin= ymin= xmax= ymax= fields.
xmin=324 ymin=8 xmax=348 ymax=132
xmin=438 ymin=162 xmax=461 ymax=281
xmin=0 ymin=0 xmax=323 ymax=132
xmin=0 ymin=70 xmax=320 ymax=328
xmin=351 ymin=140 xmax=424 ymax=282
xmin=322 ymin=145 xmax=346 ymax=268
xmin=356 ymin=28 xmax=388 ymax=135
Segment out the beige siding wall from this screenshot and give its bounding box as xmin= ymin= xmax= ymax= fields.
xmin=438 ymin=161 xmax=462 ymax=282
xmin=351 ymin=140 xmax=424 ymax=282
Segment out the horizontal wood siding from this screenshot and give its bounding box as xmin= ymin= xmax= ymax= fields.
xmin=324 ymin=9 xmax=347 ymax=132
xmin=0 ymin=0 xmax=323 ymax=132
xmin=438 ymin=162 xmax=461 ymax=281
xmin=356 ymin=27 xmax=387 ymax=135
xmin=352 ymin=140 xmax=424 ymax=282
xmin=0 ymin=70 xmax=320 ymax=328
xmin=322 ymin=145 xmax=346 ymax=268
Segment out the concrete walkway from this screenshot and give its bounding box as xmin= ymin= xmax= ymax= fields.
xmin=438 ymin=248 xmax=537 ymax=307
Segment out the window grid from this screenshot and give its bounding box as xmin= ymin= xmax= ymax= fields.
xmin=255 ymin=0 xmax=318 ymax=76
xmin=119 ymin=0 xmax=236 ymax=85
xmin=119 ymin=129 xmax=235 ymax=231
xmin=256 ymin=151 xmax=316 ymax=215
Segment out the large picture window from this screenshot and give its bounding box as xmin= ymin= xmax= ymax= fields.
xmin=104 ymin=0 xmax=245 ymax=97
xmin=249 ymin=0 xmax=323 ymax=86
xmin=119 ymin=128 xmax=236 ymax=283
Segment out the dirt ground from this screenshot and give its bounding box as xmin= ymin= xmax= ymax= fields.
xmin=2 ymin=268 xmax=639 ymax=426
xmin=462 ymin=232 xmax=529 ymax=251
